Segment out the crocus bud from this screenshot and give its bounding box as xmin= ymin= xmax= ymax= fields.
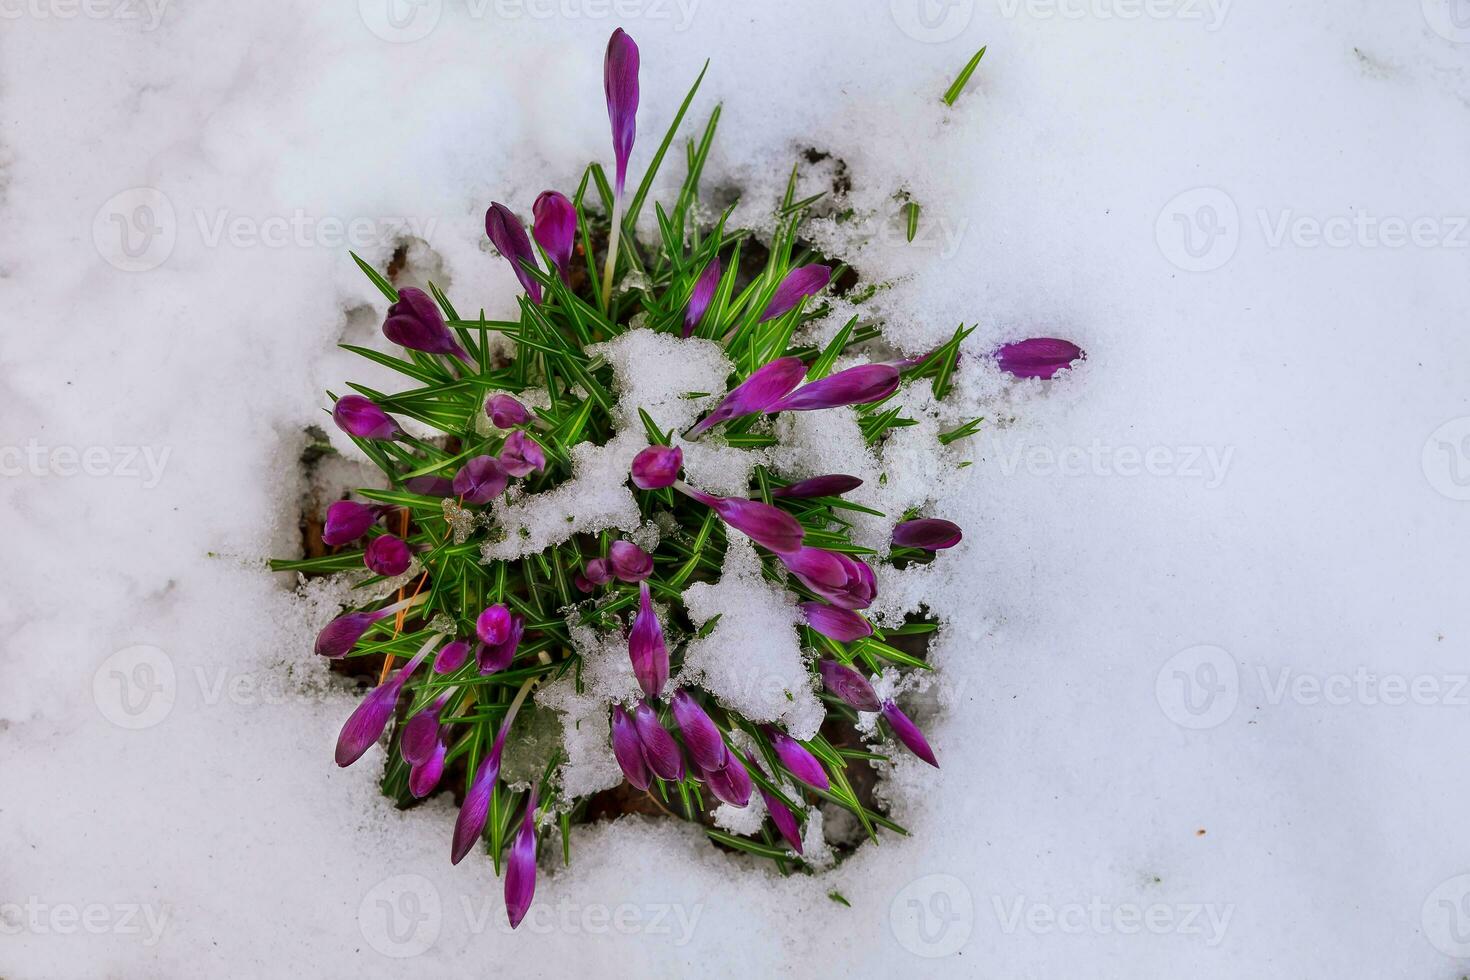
xmin=628 ymin=582 xmax=668 ymax=698
xmin=453 ymin=455 xmax=508 ymax=505
xmin=683 ymin=258 xmax=720 ymax=337
xmin=630 ymin=444 xmax=682 ymax=489
xmin=604 ymin=28 xmax=640 ymax=195
xmin=400 ymin=695 xmax=448 ymax=766
xmin=770 ymin=363 xmax=899 ymax=413
xmin=408 ymin=741 xmax=447 ymax=798
xmin=476 ymin=606 xmax=524 ymax=674
xmin=485 ymin=202 xmax=543 ymax=304
xmin=671 ymin=689 xmax=726 ymax=772
xmin=703 ymin=750 xmax=752 ymax=808
xmin=770 ymin=475 xmax=863 ymax=499
xmin=679 ymin=486 xmax=805 ymax=555
xmin=583 ymin=558 xmax=613 ymax=588
xmin=817 ymin=659 xmax=881 ymax=712
xmin=760 ymin=788 xmax=804 ymax=854
xmin=611 ymin=704 xmax=651 ymax=791
xmin=504 ymin=787 xmax=539 ymax=929
xmin=477 ymin=605 xmax=513 ymax=644
xmin=532 ymin=191 xmax=577 ymax=285
xmin=499 ymin=430 xmax=546 ymax=477
xmin=759 ymin=264 xmax=831 ymax=322
xmin=486 ymin=393 xmax=531 ymax=429
xmin=994 ymin=338 xmax=1085 ymax=379
xmin=314 ymin=610 xmax=388 ymax=659
xmin=780 ymin=547 xmax=876 ymax=610
xmin=882 ymin=700 xmax=938 ymax=768
xmin=690 ymin=357 xmax=806 ymax=435
xmin=332 ymin=395 xmax=402 ymax=441
xmin=801 ymin=602 xmax=873 ymax=642
xmin=383 ymin=286 xmax=470 ymax=362
xmin=335 ymin=645 xmax=431 ymax=767
xmin=765 ymin=727 xmax=829 ymax=790
xmin=609 ymin=540 xmax=653 ymax=582
xmin=322 ymin=500 xmax=381 ymax=546
xmin=451 ymin=726 xmax=508 ymax=864
xmin=892 ymin=518 xmax=963 ymax=551
xmin=433 ymin=639 xmax=471 ymax=674
xmin=633 ymin=699 xmax=684 ymax=781
xmin=364 ymin=534 xmax=411 ymax=577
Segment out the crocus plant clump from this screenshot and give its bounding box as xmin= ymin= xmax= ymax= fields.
xmin=274 ymin=29 xmax=1081 ymax=930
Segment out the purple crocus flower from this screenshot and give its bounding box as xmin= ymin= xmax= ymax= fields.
xmin=581 ymin=558 xmax=614 ymax=589
xmin=451 ymin=725 xmax=509 ymax=865
xmin=633 ymin=699 xmax=684 ymax=781
xmin=628 ymin=582 xmax=668 ymax=698
xmin=683 ymin=258 xmax=721 ymax=337
xmin=314 ymin=610 xmax=388 ymax=659
xmin=892 ymin=518 xmax=963 ymax=551
xmin=383 ymin=286 xmax=470 ymax=362
xmin=364 ymin=534 xmax=411 ymax=577
xmin=770 ymin=363 xmax=899 ymax=413
xmin=335 ymin=645 xmax=431 ymax=767
xmin=994 ymin=337 xmax=1085 ymax=379
xmin=404 ymin=475 xmax=455 ymax=497
xmin=765 ymin=727 xmax=829 ymax=790
xmin=679 ymin=485 xmax=805 ymax=555
xmin=485 ymin=202 xmax=543 ymax=305
xmin=671 ymin=689 xmax=726 ymax=772
xmin=780 ymin=547 xmax=876 ymax=609
xmin=400 ymin=694 xmax=448 ymax=766
xmin=332 ymin=395 xmax=402 ymax=441
xmin=434 ymin=639 xmax=471 ymax=674
xmin=760 ymin=789 xmax=804 ymax=853
xmin=771 ymin=475 xmax=863 ymax=499
xmin=322 ymin=500 xmax=381 ymax=546
xmin=486 ymin=393 xmax=530 ymax=429
xmin=817 ymin=659 xmax=881 ymax=712
xmin=690 ymin=357 xmax=806 ymax=435
xmin=499 ymin=430 xmax=546 ymax=478
xmin=609 ymin=540 xmax=653 ymax=582
xmin=801 ymin=602 xmax=873 ymax=642
xmin=604 ymin=28 xmax=640 ymax=196
xmin=611 ymin=704 xmax=651 ymax=791
xmin=504 ymin=787 xmax=539 ymax=929
xmin=452 ymin=456 xmax=508 ymax=505
xmin=532 ymin=190 xmax=577 ymax=285
xmin=630 ymin=444 xmax=682 ymax=489
xmin=476 ymin=607 xmax=524 ymax=675
xmin=703 ymin=751 xmax=752 ymax=808
xmin=759 ymin=264 xmax=831 ymax=322
xmin=882 ymin=700 xmax=938 ymax=768
xmin=408 ymin=740 xmax=447 ymax=798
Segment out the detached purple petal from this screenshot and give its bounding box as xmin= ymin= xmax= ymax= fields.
xmin=611 ymin=704 xmax=651 ymax=791
xmin=761 ymin=789 xmax=804 ymax=853
xmin=408 ymin=741 xmax=446 ymax=798
xmin=314 ymin=610 xmax=388 ymax=659
xmin=532 ymin=190 xmax=577 ymax=284
xmin=628 ymin=582 xmax=669 ymax=698
xmin=485 ymin=202 xmax=543 ymax=304
xmin=630 ymin=444 xmax=682 ymax=490
xmin=682 ymin=487 xmax=805 ymax=555
xmin=690 ymin=357 xmax=806 ymax=435
xmin=504 ymin=788 xmax=539 ymax=929
xmin=994 ymin=338 xmax=1085 ymax=379
xmin=766 ymin=728 xmax=829 ymax=790
xmin=633 ymin=700 xmax=684 ymax=781
xmin=486 ymin=393 xmax=530 ymax=429
xmin=451 ymin=728 xmax=508 ymax=865
xmin=609 ymin=540 xmax=653 ymax=582
xmin=771 ymin=475 xmax=863 ymax=499
xmin=452 ymin=456 xmax=508 ymax=505
xmin=322 ymin=500 xmax=380 ymax=546
xmin=499 ymin=430 xmax=546 ymax=477
xmin=801 ymin=602 xmax=874 ymax=642
xmin=332 ymin=395 xmax=402 ymax=441
xmin=703 ymin=751 xmax=752 ymax=808
xmin=364 ymin=534 xmax=411 ymax=577
xmin=383 ymin=286 xmax=469 ymax=361
xmin=882 ymin=700 xmax=939 ymax=768
xmin=683 ymin=258 xmax=720 ymax=337
xmin=759 ymin=264 xmax=831 ymax=322
xmin=818 ymin=659 xmax=881 ymax=712
xmin=604 ymin=29 xmax=640 ymax=195
xmin=671 ymin=689 xmax=726 ymax=772
xmin=892 ymin=518 xmax=963 ymax=551
xmin=769 ymin=364 xmax=899 ymax=413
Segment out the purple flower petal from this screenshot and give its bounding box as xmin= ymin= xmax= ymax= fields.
xmin=690 ymin=357 xmax=807 ymax=435
xmin=477 ymin=615 xmax=524 ymax=675
xmin=994 ymin=338 xmax=1085 ymax=379
xmin=485 ymin=202 xmax=543 ymax=304
xmin=760 ymin=789 xmax=803 ymax=853
xmin=628 ymin=582 xmax=669 ymax=699
xmin=671 ymin=688 xmax=726 ymax=772
xmin=499 ymin=430 xmax=546 ymax=478
xmin=633 ymin=700 xmax=684 ymax=782
xmin=683 ymin=258 xmax=721 ymax=337
xmin=759 ymin=264 xmax=831 ymax=322
xmin=451 ymin=727 xmax=508 ymax=865
xmin=532 ymin=190 xmax=577 ymax=285
xmin=314 ymin=610 xmax=388 ymax=659
xmin=400 ymin=695 xmax=448 ymax=766
xmin=583 ymin=558 xmax=613 ymax=587
xmin=768 ymin=364 xmax=899 ymax=413
xmin=383 ymin=286 xmax=469 ymax=362
xmin=477 ymin=604 xmax=514 ymax=645
xmin=408 ymin=741 xmax=446 ymax=798
xmin=801 ymin=602 xmax=874 ymax=642
xmin=682 ymin=487 xmax=805 ymax=555
xmin=403 ymin=476 xmax=455 ymax=498
xmin=504 ymin=787 xmax=539 ymax=929
xmin=486 ymin=393 xmax=530 ymax=429
xmin=364 ymin=534 xmax=411 ymax=577
xmin=766 ymin=727 xmax=829 ymax=790
xmin=817 ymin=659 xmax=881 ymax=712
xmin=770 ymin=475 xmax=863 ymax=499
xmin=452 ymin=455 xmax=509 ymax=505
xmin=322 ymin=500 xmax=381 ymax=546
xmin=609 ymin=540 xmax=653 ymax=582
xmin=892 ymin=518 xmax=963 ymax=551
xmin=703 ymin=751 xmax=752 ymax=808
xmin=780 ymin=547 xmax=876 ymax=609
xmin=332 ymin=395 xmax=402 ymax=441
xmin=334 ymin=648 xmax=430 ymax=768
xmin=611 ymin=704 xmax=651 ymax=791
xmin=604 ymin=29 xmax=640 ymax=195
xmin=630 ymin=444 xmax=682 ymax=490
xmin=433 ymin=639 xmax=471 ymax=674
xmin=882 ymin=700 xmax=938 ymax=768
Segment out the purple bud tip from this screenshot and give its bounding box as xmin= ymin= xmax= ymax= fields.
xmin=993 ymin=338 xmax=1085 ymax=380
xmin=476 ymin=612 xmax=524 ymax=675
xmin=683 ymin=258 xmax=721 ymax=337
xmin=486 ymin=393 xmax=531 ymax=429
xmin=685 ymin=490 xmax=805 ymax=555
xmin=703 ymin=750 xmax=752 ymax=808
xmin=314 ymin=610 xmax=386 ymax=659
xmin=817 ymin=659 xmax=881 ymax=712
xmin=633 ymin=699 xmax=684 ymax=782
xmin=451 ymin=737 xmax=506 ymax=865
xmin=690 ymin=357 xmax=806 ymax=435
xmin=322 ymin=500 xmax=380 ymax=546
xmin=499 ymin=430 xmax=547 ymax=478
xmin=766 ymin=727 xmax=830 ymax=790
xmin=364 ymin=534 xmax=411 ymax=577
xmin=770 ymin=475 xmax=863 ymax=499
xmin=780 ymin=547 xmax=876 ymax=610
xmin=332 ymin=395 xmax=402 ymax=441
xmin=476 ymin=604 xmax=514 ymax=645
xmin=505 ymin=788 xmax=540 ymax=929
xmin=760 ymin=789 xmax=804 ymax=854
xmin=768 ymin=364 xmax=899 ymax=414
xmin=408 ymin=741 xmax=447 ymax=798
xmin=611 ymin=704 xmax=651 ymax=791
xmin=485 ymin=202 xmax=543 ymax=304
xmin=604 ymin=28 xmax=640 ymax=196
xmin=608 ymin=541 xmax=653 ymax=583
xmin=433 ymin=638 xmax=471 ymax=674
xmin=759 ymin=264 xmax=831 ymax=323
xmin=671 ymin=689 xmax=727 ymax=773
xmin=630 ymin=444 xmax=683 ymax=490
xmin=452 ymin=455 xmax=509 ymax=505
xmin=401 ymin=696 xmax=447 ymax=767
xmin=801 ymin=602 xmax=874 ymax=643
xmin=334 ymin=653 xmax=429 ymax=768
xmin=882 ymin=700 xmax=939 ymax=768
xmin=583 ymin=557 xmax=614 ymax=588
xmin=532 ymin=190 xmax=577 ymax=285
xmin=628 ymin=582 xmax=669 ymax=699
xmin=383 ymin=286 xmax=469 ymax=362
xmin=892 ymin=518 xmax=963 ymax=551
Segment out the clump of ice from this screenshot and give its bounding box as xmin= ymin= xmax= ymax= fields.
xmin=533 ymin=674 xmax=624 ymax=799
xmin=588 ymin=327 xmax=731 ymax=434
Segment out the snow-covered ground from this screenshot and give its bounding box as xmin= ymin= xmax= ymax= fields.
xmin=3 ymin=1 xmax=1469 ymax=976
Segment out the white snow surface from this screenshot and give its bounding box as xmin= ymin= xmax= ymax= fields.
xmin=3 ymin=3 xmax=1470 ymax=977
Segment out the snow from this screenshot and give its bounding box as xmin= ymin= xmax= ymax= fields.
xmin=4 ymin=3 xmax=1470 ymax=978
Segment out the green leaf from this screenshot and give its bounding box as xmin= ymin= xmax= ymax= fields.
xmin=942 ymin=46 xmax=987 ymax=107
